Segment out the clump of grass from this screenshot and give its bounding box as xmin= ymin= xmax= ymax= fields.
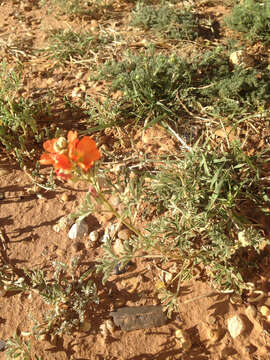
xmin=51 ymin=0 xmax=112 ymax=18
xmin=225 ymin=0 xmax=270 ymax=44
xmin=45 ymin=29 xmax=115 ymax=65
xmin=91 ymin=49 xmax=192 ymax=125
xmin=91 ymin=46 xmax=270 ymax=128
xmin=97 ymin=139 xmax=269 ymax=300
xmin=0 ymin=62 xmax=51 ymax=165
xmin=130 ymin=2 xmax=199 ymax=40
xmin=26 ymin=259 xmax=99 ymax=338
xmin=6 ymin=333 xmax=32 ymax=360
xmin=1 ymin=259 xmax=99 ymax=338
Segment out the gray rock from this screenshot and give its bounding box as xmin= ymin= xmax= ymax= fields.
xmin=0 ymin=339 xmax=6 ymax=351
xmin=110 ymin=305 xmax=167 ymax=331
xmin=68 ymin=221 xmax=88 ymax=239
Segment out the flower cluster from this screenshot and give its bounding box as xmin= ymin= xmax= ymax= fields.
xmin=40 ymin=131 xmax=100 ymax=179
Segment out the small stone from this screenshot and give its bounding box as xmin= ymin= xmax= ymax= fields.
xmin=60 ymin=193 xmax=68 ymax=202
xmin=117 ymin=229 xmax=131 ymax=241
xmin=0 ymin=339 xmax=6 ymax=351
xmin=89 ymin=230 xmax=99 ymax=242
xmin=260 ymin=305 xmax=270 ymax=317
xmin=58 ymin=216 xmax=73 ymax=230
xmin=68 ymin=221 xmax=88 ymax=239
xmin=113 ymin=238 xmax=125 ymax=256
xmin=229 ymin=50 xmax=255 ymax=68
xmin=52 ymin=224 xmax=61 ymax=233
xmin=110 ymin=305 xmax=167 ymax=331
xmin=113 ymin=262 xmax=132 ymax=275
xmin=227 ymin=315 xmax=245 ymax=338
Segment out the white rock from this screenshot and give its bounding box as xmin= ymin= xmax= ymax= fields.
xmin=113 ymin=238 xmax=125 ymax=256
xmin=227 ymin=315 xmax=245 ymax=338
xmin=89 ymin=230 xmax=99 ymax=242
xmin=68 ymin=221 xmax=88 ymax=239
xmin=229 ymin=50 xmax=254 ymax=68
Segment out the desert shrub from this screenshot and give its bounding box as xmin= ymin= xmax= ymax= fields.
xmin=225 ymin=0 xmax=270 ymax=43
xmin=130 ymin=2 xmax=199 ymax=40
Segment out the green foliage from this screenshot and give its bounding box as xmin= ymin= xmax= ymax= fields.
xmin=142 ymin=140 xmax=268 ymax=293
xmin=0 ymin=62 xmax=51 ymax=165
xmin=46 ymin=29 xmax=114 ymax=64
xmin=92 ymin=46 xmax=270 ymax=126
xmin=91 ymin=50 xmax=192 ymax=124
xmin=25 ymin=259 xmax=99 ymax=337
xmin=96 ymin=139 xmax=269 ymax=296
xmin=6 ymin=333 xmax=31 ymax=360
xmin=51 ymin=0 xmax=112 ymax=18
xmin=225 ymin=0 xmax=270 ymax=43
xmin=130 ymin=2 xmax=199 ymax=40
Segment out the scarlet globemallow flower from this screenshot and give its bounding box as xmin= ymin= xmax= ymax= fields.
xmin=40 ymin=131 xmax=100 ymax=180
xmin=40 ymin=137 xmax=72 ymax=179
xmin=67 ymin=131 xmax=100 ymax=171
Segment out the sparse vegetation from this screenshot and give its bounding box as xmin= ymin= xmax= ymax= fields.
xmin=225 ymin=0 xmax=270 ymax=43
xmin=1 ymin=0 xmax=270 ymax=357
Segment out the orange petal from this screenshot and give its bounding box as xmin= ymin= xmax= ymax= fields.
xmin=40 ymin=153 xmax=55 ymax=165
xmin=43 ymin=139 xmax=57 ymax=153
xmin=54 ymin=154 xmax=72 ymax=170
xmin=75 ymin=137 xmax=100 ymax=171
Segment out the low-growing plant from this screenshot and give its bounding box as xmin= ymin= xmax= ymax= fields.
xmin=51 ymin=0 xmax=113 ymax=18
xmin=130 ymin=2 xmax=199 ymax=40
xmin=5 ymin=333 xmax=31 ymax=360
xmin=25 ymin=259 xmax=99 ymax=337
xmin=45 ymin=29 xmax=114 ymax=64
xmin=0 ymin=62 xmax=52 ymax=165
xmin=225 ymin=0 xmax=270 ymax=44
xmin=91 ymin=46 xmax=270 ymax=127
xmin=97 ymin=138 xmax=270 ymax=305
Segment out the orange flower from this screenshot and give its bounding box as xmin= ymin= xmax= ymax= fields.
xmin=40 ymin=131 xmax=100 ymax=179
xmin=40 ymin=138 xmax=72 ymax=179
xmin=68 ymin=131 xmax=100 ymax=171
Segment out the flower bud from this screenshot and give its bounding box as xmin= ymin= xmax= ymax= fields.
xmin=54 ymin=137 xmax=67 ymax=153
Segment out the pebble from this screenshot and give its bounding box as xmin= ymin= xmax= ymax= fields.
xmin=229 ymin=50 xmax=255 ymax=68
xmin=260 ymin=305 xmax=270 ymax=317
xmin=58 ymin=216 xmax=73 ymax=230
xmin=52 ymin=224 xmax=61 ymax=233
xmin=114 ymin=262 xmax=131 ymax=275
xmin=68 ymin=221 xmax=88 ymax=239
xmin=117 ymin=229 xmax=131 ymax=241
xmin=89 ymin=230 xmax=99 ymax=242
xmin=0 ymin=340 xmax=6 ymax=351
xmin=113 ymin=238 xmax=125 ymax=256
xmin=227 ymin=315 xmax=245 ymax=338
xmin=60 ymin=193 xmax=68 ymax=202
